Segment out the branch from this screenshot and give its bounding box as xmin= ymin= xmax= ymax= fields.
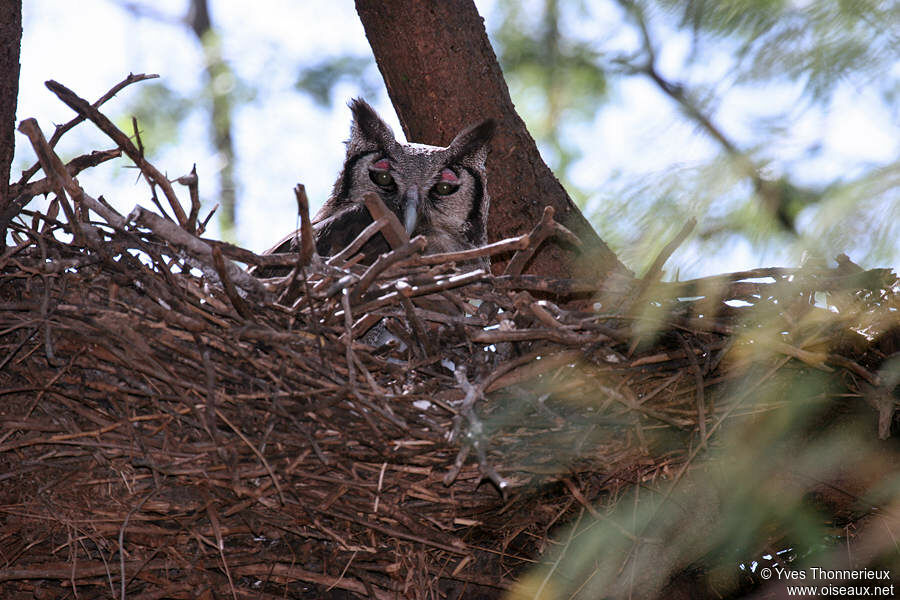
xmin=8 ymin=148 xmax=121 ymax=203
xmin=615 ymin=0 xmax=797 ymax=230
xmin=44 ymin=79 xmax=189 ymax=227
xmin=16 ymin=119 xmax=128 ymax=232
xmin=126 ymin=205 xmax=266 ymax=296
xmin=504 ymin=206 xmax=582 ymax=276
xmin=15 ymin=73 xmax=158 ymax=188
xmin=362 ymin=192 xmax=408 ymax=249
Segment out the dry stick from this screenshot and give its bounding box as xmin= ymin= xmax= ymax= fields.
xmin=350 ymin=235 xmax=428 ymax=303
xmin=327 ymin=216 xmax=391 ymax=266
xmin=443 ymin=443 xmax=471 ymax=487
xmin=278 ymin=185 xmax=316 ymax=306
xmin=127 ymin=206 xmax=266 ymax=296
xmin=204 ymin=501 xmax=238 ymax=600
xmin=490 ymin=274 xmax=600 ymax=295
xmin=294 ymin=184 xmax=315 ymax=265
xmin=523 ymin=297 xmax=569 ymax=330
xmin=118 ymin=489 xmax=157 ymax=600
xmin=394 ymin=269 xmax=487 ymax=299
xmin=45 ymin=79 xmax=189 ymax=227
xmin=211 ymin=246 xmax=254 ymax=320
xmin=230 ymin=563 xmax=394 ymax=600
xmin=502 ymin=205 xmax=580 ymax=276
xmin=17 ymin=119 xmax=83 ymax=244
xmin=398 ymin=234 xmax=531 ymax=268
xmin=17 ymin=126 xmax=125 ymax=229
xmin=347 ymin=312 xmax=382 ymax=340
xmin=199 ymin=203 xmax=218 ymax=232
xmin=130 ymin=116 xmax=171 ymax=222
xmin=0 ymin=561 xmax=178 ymax=584
xmin=318 ymin=505 xmax=468 ymax=556
xmin=194 ymin=333 xmax=220 ymax=446
xmin=214 ymin=408 xmax=286 ymax=506
xmin=468 ymin=327 xmax=596 ymax=346
xmin=398 ymin=294 xmax=433 ymax=357
xmin=176 ymin=165 xmax=201 ymax=233
xmin=31 ymin=234 xmax=66 ymax=368
xmin=677 ymin=332 xmax=707 ymax=447
xmin=9 ymin=148 xmax=121 ymax=202
xmin=204 ymin=239 xmax=303 ymax=269
xmin=483 ymin=349 xmax=584 ymax=394
xmin=16 ymin=73 xmax=158 ymax=187
xmin=340 ymin=289 xmax=386 ymax=439
xmin=354 ymin=268 xmax=487 ymax=315
xmin=826 ymin=353 xmax=881 ymax=387
xmin=320 ymin=273 xmax=359 ymax=301
xmin=447 ymin=367 xmax=508 ymax=494
xmin=362 ymin=192 xmax=408 ymax=249
xmin=772 ymin=341 xmax=832 ymax=372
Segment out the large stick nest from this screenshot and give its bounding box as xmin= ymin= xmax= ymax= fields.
xmin=2 ymin=76 xmax=898 ymax=599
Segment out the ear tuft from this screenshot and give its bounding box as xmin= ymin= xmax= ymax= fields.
xmin=348 ymin=98 xmax=397 ymax=152
xmin=446 ymin=118 xmax=496 ymax=165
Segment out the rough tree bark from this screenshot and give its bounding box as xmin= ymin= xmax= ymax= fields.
xmin=355 ymin=0 xmax=631 ymax=280
xmin=0 ymin=0 xmax=22 ymax=210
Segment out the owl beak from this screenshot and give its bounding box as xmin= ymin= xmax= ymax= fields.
xmin=403 ymin=186 xmax=420 ymax=235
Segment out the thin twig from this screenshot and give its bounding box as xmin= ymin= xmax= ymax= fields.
xmin=176 ymin=165 xmax=201 ymax=233
xmin=211 ymin=245 xmax=254 ymax=320
xmin=504 ymin=206 xmax=556 ymax=276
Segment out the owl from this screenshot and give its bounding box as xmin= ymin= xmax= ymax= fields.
xmin=260 ymin=99 xmax=495 ymax=271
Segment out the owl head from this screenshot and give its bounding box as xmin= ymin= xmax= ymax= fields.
xmin=316 ymin=99 xmax=496 ymax=258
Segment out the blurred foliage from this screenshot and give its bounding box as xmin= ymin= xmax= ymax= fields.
xmin=662 ymin=0 xmax=899 ymax=102
xmin=492 ymin=0 xmax=608 ymax=199
xmin=295 ymin=55 xmax=383 ymax=107
xmin=500 ymin=274 xmax=900 ymax=596
xmin=533 ymin=0 xmax=898 ymax=275
xmin=111 ymin=1 xmax=256 ymax=239
xmin=114 ymin=82 xmax=193 ymax=160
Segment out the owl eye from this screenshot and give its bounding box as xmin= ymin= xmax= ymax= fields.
xmin=370 ymin=171 xmax=394 ymax=187
xmin=433 ymin=181 xmax=457 ymax=196
xmin=433 ymin=169 xmax=460 ymax=196
xmin=369 ymin=158 xmax=394 ymax=187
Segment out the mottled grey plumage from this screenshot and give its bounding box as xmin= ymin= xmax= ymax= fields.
xmin=262 ymin=99 xmax=495 ymax=270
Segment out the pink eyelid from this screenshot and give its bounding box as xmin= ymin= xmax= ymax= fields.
xmin=440 ymin=169 xmax=459 ymax=183
xmin=373 ymin=159 xmax=390 ymax=170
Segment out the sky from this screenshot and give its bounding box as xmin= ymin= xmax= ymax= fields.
xmin=13 ymin=0 xmax=900 ymax=277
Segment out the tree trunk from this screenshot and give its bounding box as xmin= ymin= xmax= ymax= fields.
xmin=355 ymin=0 xmax=630 ymax=280
xmin=0 ymin=0 xmax=22 ymax=209
xmin=187 ymin=0 xmax=238 ymax=239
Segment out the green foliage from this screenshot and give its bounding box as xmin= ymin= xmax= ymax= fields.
xmin=295 ymin=55 xmax=383 ymax=107
xmin=492 ymin=0 xmax=607 ymax=199
xmin=660 ymin=0 xmax=899 ymax=102
xmin=114 ymin=82 xmax=193 ymax=158
xmin=591 ymin=0 xmax=897 ymax=272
